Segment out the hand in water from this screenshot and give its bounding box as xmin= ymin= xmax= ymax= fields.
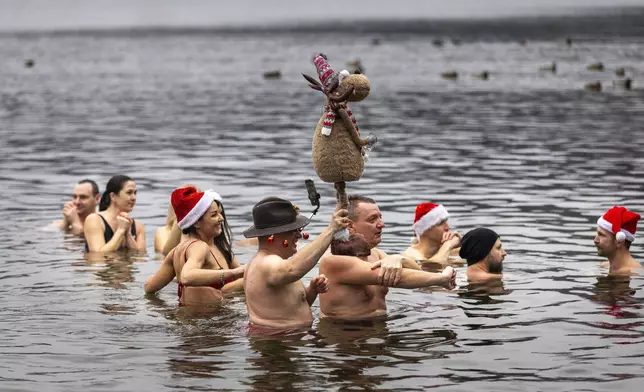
xmin=441 ymin=266 xmax=457 ymax=289
xmin=116 ymin=212 xmax=132 ymax=233
xmin=330 ymin=209 xmax=350 ymax=232
xmin=62 ymin=201 xmax=79 ymax=223
xmin=309 ymin=274 xmax=329 ymax=294
xmin=371 ymin=254 xmax=403 ymax=286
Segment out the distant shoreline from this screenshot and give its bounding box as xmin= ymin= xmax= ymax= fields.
xmin=1 ymin=5 xmax=643 ymax=38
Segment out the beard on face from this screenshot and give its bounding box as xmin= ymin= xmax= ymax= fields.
xmin=488 ymin=259 xmax=503 ymax=274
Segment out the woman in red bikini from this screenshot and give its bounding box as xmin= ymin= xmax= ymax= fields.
xmin=144 ymin=186 xmax=245 ymax=306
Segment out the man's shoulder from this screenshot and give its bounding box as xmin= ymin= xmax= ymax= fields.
xmin=248 ymin=252 xmax=284 ymax=268
xmin=371 ymin=247 xmax=388 ymax=260
xmin=321 ymin=255 xmax=364 ymax=273
xmin=401 ymin=246 xmax=422 ymax=260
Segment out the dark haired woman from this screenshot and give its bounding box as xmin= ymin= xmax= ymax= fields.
xmin=84 ymin=175 xmax=146 ymax=252
xmin=144 ymin=186 xmax=245 ymax=305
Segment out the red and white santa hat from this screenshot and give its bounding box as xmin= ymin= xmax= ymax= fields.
xmin=597 ymin=205 xmax=640 ymax=242
xmin=171 ymin=186 xmax=223 ymax=230
xmin=412 ymin=202 xmax=450 ymax=239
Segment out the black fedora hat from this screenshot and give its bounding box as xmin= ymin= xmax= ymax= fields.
xmin=243 ymin=197 xmax=310 ymax=238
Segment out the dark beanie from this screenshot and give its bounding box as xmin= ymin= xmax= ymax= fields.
xmin=459 ymin=228 xmax=499 ymax=266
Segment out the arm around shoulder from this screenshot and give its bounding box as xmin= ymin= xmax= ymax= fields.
xmin=324 ymin=254 xmax=451 ymax=289
xmin=322 ymin=255 xmax=381 ymax=286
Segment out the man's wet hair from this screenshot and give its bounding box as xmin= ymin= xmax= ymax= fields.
xmin=331 ymin=234 xmax=372 ymax=257
xmin=78 ymin=179 xmax=99 ymax=196
xmin=347 ymin=194 xmax=377 ymax=221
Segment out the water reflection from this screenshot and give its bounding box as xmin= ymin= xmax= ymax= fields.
xmin=316 ymin=317 xmax=458 ymax=389
xmin=162 ymin=305 xmax=242 ymax=380
xmin=79 ymin=251 xmax=144 ymax=290
xmin=461 ymin=280 xmax=514 ymax=300
xmin=3 ymin=17 xmax=644 ymax=390
xmin=591 ymin=275 xmax=640 ymax=320
xmin=246 ymin=332 xmax=316 ymax=391
xmin=317 ymin=318 xmax=392 ymax=390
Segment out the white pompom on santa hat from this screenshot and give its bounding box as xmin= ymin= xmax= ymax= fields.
xmin=412 ymin=202 xmax=450 ymax=240
xmin=597 ymin=205 xmax=641 ymax=242
xmin=171 ymin=186 xmax=223 ymax=230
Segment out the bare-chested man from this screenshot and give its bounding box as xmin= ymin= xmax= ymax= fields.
xmin=243 ymin=197 xmax=349 ymax=330
xmin=56 ymin=179 xmax=100 ymax=236
xmin=402 ymin=202 xmax=462 ymax=268
xmin=145 ymin=186 xmax=245 ymax=305
xmin=595 ymin=206 xmax=641 ymax=275
xmin=342 ymin=194 xmax=410 ymax=283
xmin=319 ymin=233 xmax=456 ymax=320
xmin=459 ymin=228 xmax=506 ymax=282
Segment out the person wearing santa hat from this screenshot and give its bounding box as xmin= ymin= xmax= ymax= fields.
xmin=242 ymin=197 xmax=350 ymax=331
xmin=595 ymin=206 xmax=642 ymax=275
xmin=401 ymin=202 xmax=462 ymax=268
xmin=144 ymin=186 xmax=246 ymax=305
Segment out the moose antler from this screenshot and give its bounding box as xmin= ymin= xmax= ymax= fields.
xmin=302 ymin=73 xmax=323 ymax=91
xmin=303 ymin=72 xmax=354 ymax=106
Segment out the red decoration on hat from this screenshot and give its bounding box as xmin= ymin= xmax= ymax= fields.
xmin=303 ymin=232 xmax=309 ymax=240
xmin=267 ymin=235 xmax=274 ymax=244
xmin=282 ymin=240 xmax=289 ymax=248
xmin=597 ymin=206 xmax=640 ymax=242
xmin=312 ymin=54 xmax=362 ymax=140
xmin=313 ymin=53 xmax=337 ymax=88
xmin=412 ymin=202 xmax=450 ymax=239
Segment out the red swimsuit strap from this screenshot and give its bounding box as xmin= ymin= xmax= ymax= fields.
xmin=177 ymin=240 xmax=231 ymax=301
xmin=177 ymin=239 xmax=201 ymax=302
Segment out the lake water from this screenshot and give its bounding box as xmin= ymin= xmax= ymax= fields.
xmin=1 ymin=10 xmax=643 ymax=392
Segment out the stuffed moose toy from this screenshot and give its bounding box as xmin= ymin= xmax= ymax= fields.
xmin=303 ymin=53 xmax=377 ymax=209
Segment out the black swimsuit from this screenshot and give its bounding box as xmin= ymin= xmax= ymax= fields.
xmin=85 ymin=214 xmax=137 ymax=251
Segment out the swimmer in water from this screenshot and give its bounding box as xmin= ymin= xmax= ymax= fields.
xmin=402 ymin=202 xmax=463 ymax=268
xmin=84 ymin=175 xmax=145 ymax=252
xmin=460 ymin=228 xmax=506 ymax=282
xmin=319 ymin=233 xmax=456 ymax=320
xmin=243 ymin=197 xmax=349 ymax=330
xmin=144 ymin=186 xmax=245 ymax=305
xmin=56 ymin=179 xmax=100 ymax=236
xmin=595 ymin=206 xmax=642 ymax=275
xmin=155 ymin=184 xmax=198 ymax=255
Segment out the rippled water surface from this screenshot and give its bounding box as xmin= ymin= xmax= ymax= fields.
xmin=1 ymin=12 xmax=644 ymax=392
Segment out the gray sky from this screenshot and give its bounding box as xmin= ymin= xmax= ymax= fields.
xmin=1 ymin=0 xmax=643 ymax=31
